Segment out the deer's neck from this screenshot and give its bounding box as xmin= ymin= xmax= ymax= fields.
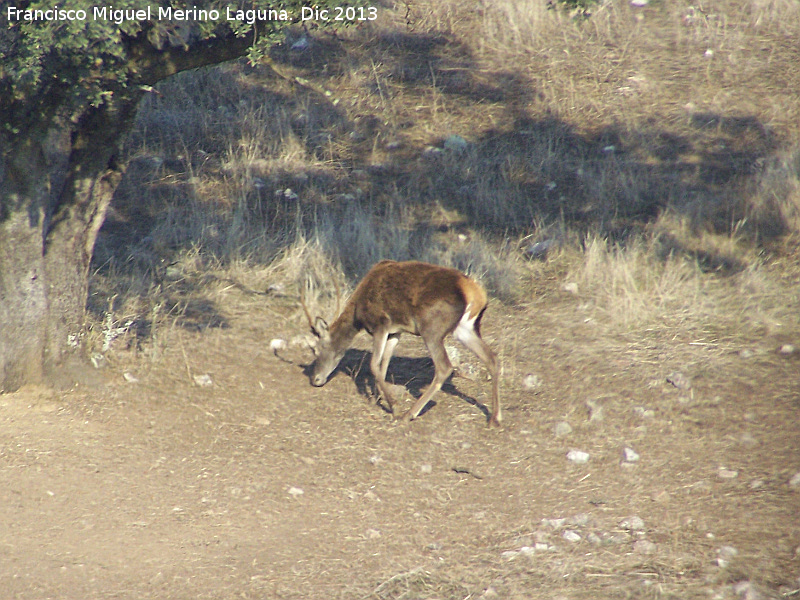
xmin=329 ymin=301 xmax=359 ymax=348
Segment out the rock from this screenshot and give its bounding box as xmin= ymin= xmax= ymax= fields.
xmin=275 ymin=188 xmax=298 ymax=201
xmin=523 ymin=373 xmax=543 ymax=389
xmin=718 ymin=468 xmax=739 ymax=479
xmin=667 ymin=371 xmax=691 ymax=390
xmin=586 ymin=400 xmax=604 ymax=422
xmin=733 ymin=581 xmax=763 ymax=600
xmin=566 ymin=450 xmax=590 ymax=464
xmin=651 ymin=490 xmax=670 ymax=503
xmin=634 ymin=539 xmax=657 ymax=554
xmin=619 ymin=516 xmax=645 ymax=531
xmin=562 ymin=282 xmax=579 ymax=294
xmin=525 ymin=239 xmax=557 ymax=260
xmin=270 ymin=338 xmax=287 ymax=352
xmin=562 ymin=530 xmax=581 ymax=542
xmin=716 ymin=545 xmax=738 ymax=568
xmin=739 ymin=432 xmax=758 ymax=446
xmin=443 ymin=135 xmax=468 ymax=152
xmin=123 ymin=372 xmax=140 ymax=383
xmin=778 ymin=344 xmax=795 ymax=355
xmin=789 ymin=472 xmax=800 ymax=488
xmin=554 ymin=421 xmax=572 ymax=438
xmin=602 ymin=531 xmax=631 ymax=544
xmin=542 ymin=518 xmax=567 ymax=529
xmin=622 ymin=447 xmax=640 ymax=463
xmin=193 ymin=374 xmax=213 ymax=387
xmin=291 ymin=35 xmax=309 ymax=51
xmin=287 ymin=487 xmax=304 ymax=497
xmin=567 ymin=513 xmax=591 ymax=527
xmin=422 ymin=146 xmax=443 ymax=158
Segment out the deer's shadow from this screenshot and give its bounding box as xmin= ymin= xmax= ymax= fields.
xmin=307 ymin=348 xmax=490 ymax=420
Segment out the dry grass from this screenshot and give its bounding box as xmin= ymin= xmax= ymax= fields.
xmin=87 ymin=0 xmax=800 ymax=372
xmin=67 ymin=4 xmax=800 ymax=581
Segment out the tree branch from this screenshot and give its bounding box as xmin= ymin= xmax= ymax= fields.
xmin=124 ymin=24 xmax=263 ymax=86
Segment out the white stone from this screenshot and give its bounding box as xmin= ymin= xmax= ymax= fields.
xmin=523 ymin=373 xmax=543 ymax=389
xmin=193 ymin=374 xmax=213 ymax=387
xmin=623 ymin=447 xmax=640 ymax=462
xmin=566 ymin=450 xmax=590 ymax=464
xmin=619 ymin=516 xmax=645 ymax=531
xmin=634 ymin=539 xmax=657 ymax=554
xmin=270 ymin=338 xmax=287 ymax=352
xmin=562 ymin=530 xmax=581 ymax=542
xmin=554 ymin=421 xmax=572 ymax=437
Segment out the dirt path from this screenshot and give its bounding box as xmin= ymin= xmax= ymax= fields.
xmin=2 ymin=298 xmax=799 ymax=599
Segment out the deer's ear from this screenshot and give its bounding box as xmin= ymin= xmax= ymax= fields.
xmin=314 ymin=317 xmax=330 ymax=337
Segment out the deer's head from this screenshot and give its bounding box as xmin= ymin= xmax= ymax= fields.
xmin=301 ymin=284 xmax=345 ymax=387
xmin=307 ymin=316 xmax=346 ymax=386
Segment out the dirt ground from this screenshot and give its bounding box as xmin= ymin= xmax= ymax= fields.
xmin=1 ymin=290 xmax=799 ymax=600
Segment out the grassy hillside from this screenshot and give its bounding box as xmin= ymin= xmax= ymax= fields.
xmin=90 ymin=0 xmax=800 ymax=349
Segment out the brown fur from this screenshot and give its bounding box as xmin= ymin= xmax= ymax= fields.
xmin=305 ymin=260 xmax=501 ymax=427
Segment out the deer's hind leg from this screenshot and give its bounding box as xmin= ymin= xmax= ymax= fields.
xmin=402 ymin=330 xmax=454 ymax=422
xmin=454 ymin=316 xmax=501 ymax=427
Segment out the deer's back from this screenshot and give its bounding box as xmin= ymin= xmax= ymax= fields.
xmin=352 ymin=260 xmax=486 ymax=334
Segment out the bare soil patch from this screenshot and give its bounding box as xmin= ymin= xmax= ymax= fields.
xmin=2 ymin=291 xmax=798 ymax=599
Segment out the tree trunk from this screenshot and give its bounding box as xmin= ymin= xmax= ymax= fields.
xmin=0 ymin=136 xmax=51 ymax=390
xmin=0 ymin=101 xmax=133 ymax=392
xmin=0 ymin=24 xmax=262 ymax=392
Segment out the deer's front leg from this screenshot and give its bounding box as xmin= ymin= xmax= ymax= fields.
xmin=370 ymin=330 xmax=403 ymax=413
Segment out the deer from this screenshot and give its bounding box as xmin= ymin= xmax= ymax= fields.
xmin=301 ymin=260 xmax=501 ymax=427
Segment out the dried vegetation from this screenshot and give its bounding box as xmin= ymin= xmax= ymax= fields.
xmin=78 ymin=0 xmax=800 ymax=597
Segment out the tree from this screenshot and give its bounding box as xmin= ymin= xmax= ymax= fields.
xmin=0 ymin=0 xmax=365 ymax=391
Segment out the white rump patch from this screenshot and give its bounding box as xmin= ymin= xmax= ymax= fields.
xmin=453 ymin=303 xmax=478 ymax=344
